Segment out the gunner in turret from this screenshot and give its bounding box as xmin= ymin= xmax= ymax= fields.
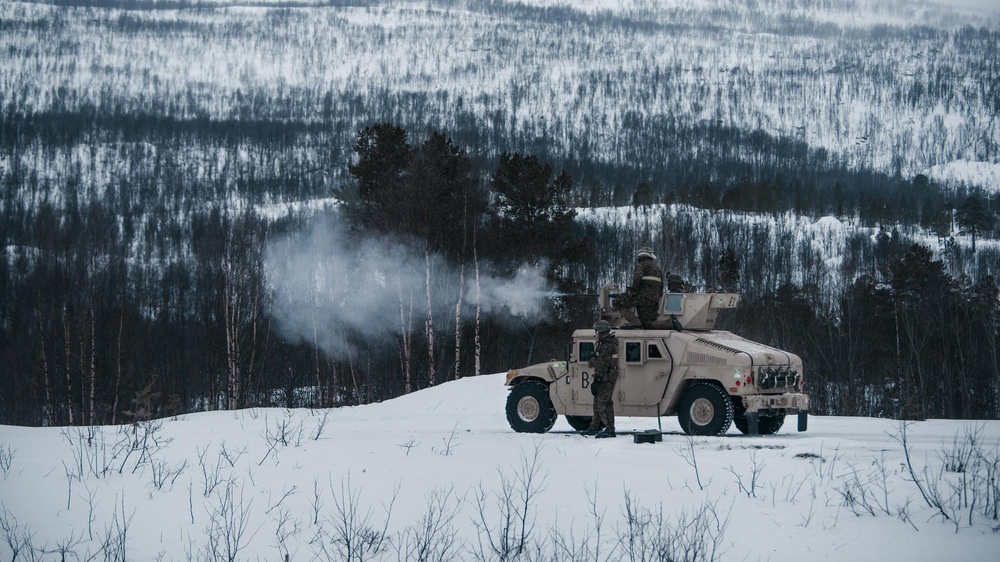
xmin=612 ymin=246 xmax=664 ymax=328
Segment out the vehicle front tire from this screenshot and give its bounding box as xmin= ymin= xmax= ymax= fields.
xmin=506 ymin=380 xmax=558 ymax=433
xmin=565 ymin=415 xmax=593 ymax=431
xmin=678 ymin=382 xmax=733 ymax=436
xmin=734 ymin=414 xmax=785 ymax=435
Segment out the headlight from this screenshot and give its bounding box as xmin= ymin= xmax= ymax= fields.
xmin=755 ymin=367 xmax=799 ymax=389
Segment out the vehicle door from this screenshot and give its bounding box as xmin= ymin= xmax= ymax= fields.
xmin=617 ymin=338 xmax=673 ymax=406
xmin=564 ymin=337 xmax=597 ymax=406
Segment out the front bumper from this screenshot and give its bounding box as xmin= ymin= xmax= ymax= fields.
xmin=742 ymin=393 xmax=809 ymax=414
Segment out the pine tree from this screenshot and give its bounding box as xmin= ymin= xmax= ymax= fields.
xmin=956 ymin=195 xmax=991 ymax=252
xmin=341 ymin=123 xmax=413 ymax=234
xmin=718 ymin=246 xmax=740 ymax=292
xmin=487 ymin=152 xmax=577 ymax=274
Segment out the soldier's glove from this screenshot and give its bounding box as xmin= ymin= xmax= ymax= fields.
xmin=590 ymin=381 xmax=599 ymax=396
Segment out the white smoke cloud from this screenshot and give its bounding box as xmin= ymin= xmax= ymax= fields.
xmin=264 ymin=218 xmax=557 ymax=360
xmin=470 ymin=264 xmax=554 ymax=317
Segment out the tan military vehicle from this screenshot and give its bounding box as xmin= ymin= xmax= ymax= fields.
xmin=504 ymin=283 xmax=809 ymax=436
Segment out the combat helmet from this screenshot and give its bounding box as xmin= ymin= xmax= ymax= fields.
xmin=594 ymin=320 xmax=612 ymax=334
xmin=637 ymin=246 xmax=656 ymax=260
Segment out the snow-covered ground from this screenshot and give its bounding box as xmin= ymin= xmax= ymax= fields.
xmin=1 ymin=374 xmax=997 ymax=561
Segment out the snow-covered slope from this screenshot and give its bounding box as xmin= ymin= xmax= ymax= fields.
xmin=2 ymin=0 xmax=996 ymax=185
xmin=1 ymin=373 xmax=997 ymax=561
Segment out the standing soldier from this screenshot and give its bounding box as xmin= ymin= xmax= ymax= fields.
xmin=613 ymin=246 xmax=664 ymax=328
xmin=583 ymin=320 xmax=619 ymax=438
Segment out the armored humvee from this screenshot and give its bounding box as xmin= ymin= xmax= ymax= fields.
xmin=504 ymin=283 xmax=809 ymax=436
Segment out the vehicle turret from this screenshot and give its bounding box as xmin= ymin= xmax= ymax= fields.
xmin=598 ymin=283 xmax=738 ymax=330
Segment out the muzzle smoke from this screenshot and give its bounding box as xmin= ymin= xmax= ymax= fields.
xmin=264 ymin=218 xmax=556 ymax=360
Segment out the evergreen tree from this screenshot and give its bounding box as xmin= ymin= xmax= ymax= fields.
xmin=487 ymin=152 xmax=578 ymax=277
xmin=837 ymin=275 xmax=896 ymax=416
xmin=957 ymin=195 xmax=991 ymax=252
xmin=890 ymin=244 xmax=953 ymax=419
xmin=406 ymin=131 xmax=486 ymax=260
xmin=632 ymin=182 xmax=653 ymax=208
xmin=341 ymin=123 xmax=413 ymax=234
xmin=718 ymin=246 xmax=740 ymax=292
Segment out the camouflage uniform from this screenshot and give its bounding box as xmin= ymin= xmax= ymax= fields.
xmin=613 ymin=256 xmax=664 ymax=327
xmin=587 ymin=331 xmax=620 ymax=433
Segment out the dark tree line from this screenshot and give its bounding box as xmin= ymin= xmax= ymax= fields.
xmin=724 ymin=244 xmax=1000 ymax=420
xmin=0 ymin=120 xmax=594 ymax=425
xmin=1 ymin=116 xmax=999 ymax=425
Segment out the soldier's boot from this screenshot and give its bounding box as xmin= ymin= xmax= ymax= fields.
xmin=595 ymin=428 xmax=617 ymax=439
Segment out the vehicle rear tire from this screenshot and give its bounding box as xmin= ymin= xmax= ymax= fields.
xmin=678 ymin=382 xmax=733 ymax=436
xmin=565 ymin=415 xmax=593 ymax=431
xmin=506 ymin=380 xmax=558 ymax=433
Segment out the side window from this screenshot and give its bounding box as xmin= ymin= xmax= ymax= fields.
xmin=648 ymin=343 xmax=663 ymax=359
xmin=625 ymin=341 xmax=642 ymax=363
xmin=664 ymin=293 xmax=684 ymax=314
xmin=579 ymin=341 xmax=595 ymax=362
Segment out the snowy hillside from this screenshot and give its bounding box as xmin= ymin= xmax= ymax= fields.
xmin=2 ymin=0 xmax=997 ymax=190
xmin=1 ymin=373 xmax=998 ymax=561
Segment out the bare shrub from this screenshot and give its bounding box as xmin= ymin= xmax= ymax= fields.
xmin=273 ymin=507 xmax=301 ymax=562
xmin=0 ymin=444 xmax=14 ymax=479
xmin=978 ymin=444 xmax=1000 ymax=524
xmin=150 ymin=458 xmax=188 ymax=491
xmin=258 ymin=411 xmax=306 ymax=465
xmin=60 ymin=426 xmax=122 ymax=480
xmin=940 ymin=423 xmax=984 ymax=473
xmin=0 ymin=504 xmax=38 ymax=562
xmin=618 ymin=492 xmax=730 ymax=562
xmin=219 ymin=440 xmax=248 ymax=468
xmin=117 ymin=420 xmax=172 ymax=475
xmin=80 ymin=481 xmax=98 ymax=540
xmin=676 ymin=434 xmax=710 ymax=491
xmin=725 ymin=450 xmax=765 ymax=498
xmin=310 ymin=474 xmax=397 ymax=562
xmin=889 ymin=421 xmax=1000 ymax=529
xmin=203 ymin=480 xmax=256 ymax=562
xmin=396 ymin=486 xmax=465 ymax=562
xmin=836 ymin=463 xmax=877 ymax=517
xmin=99 ymin=494 xmax=134 ymax=562
xmin=312 ymin=411 xmax=332 ymax=441
xmin=890 ymin=421 xmax=952 ymax=523
xmin=432 ymin=423 xmax=461 ymax=456
xmin=197 ymin=445 xmax=230 ymax=498
xmin=398 ymin=440 xmax=419 ymax=456
xmin=470 ymin=443 xmax=547 ymax=561
xmin=39 ymin=529 xmax=85 ymax=561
